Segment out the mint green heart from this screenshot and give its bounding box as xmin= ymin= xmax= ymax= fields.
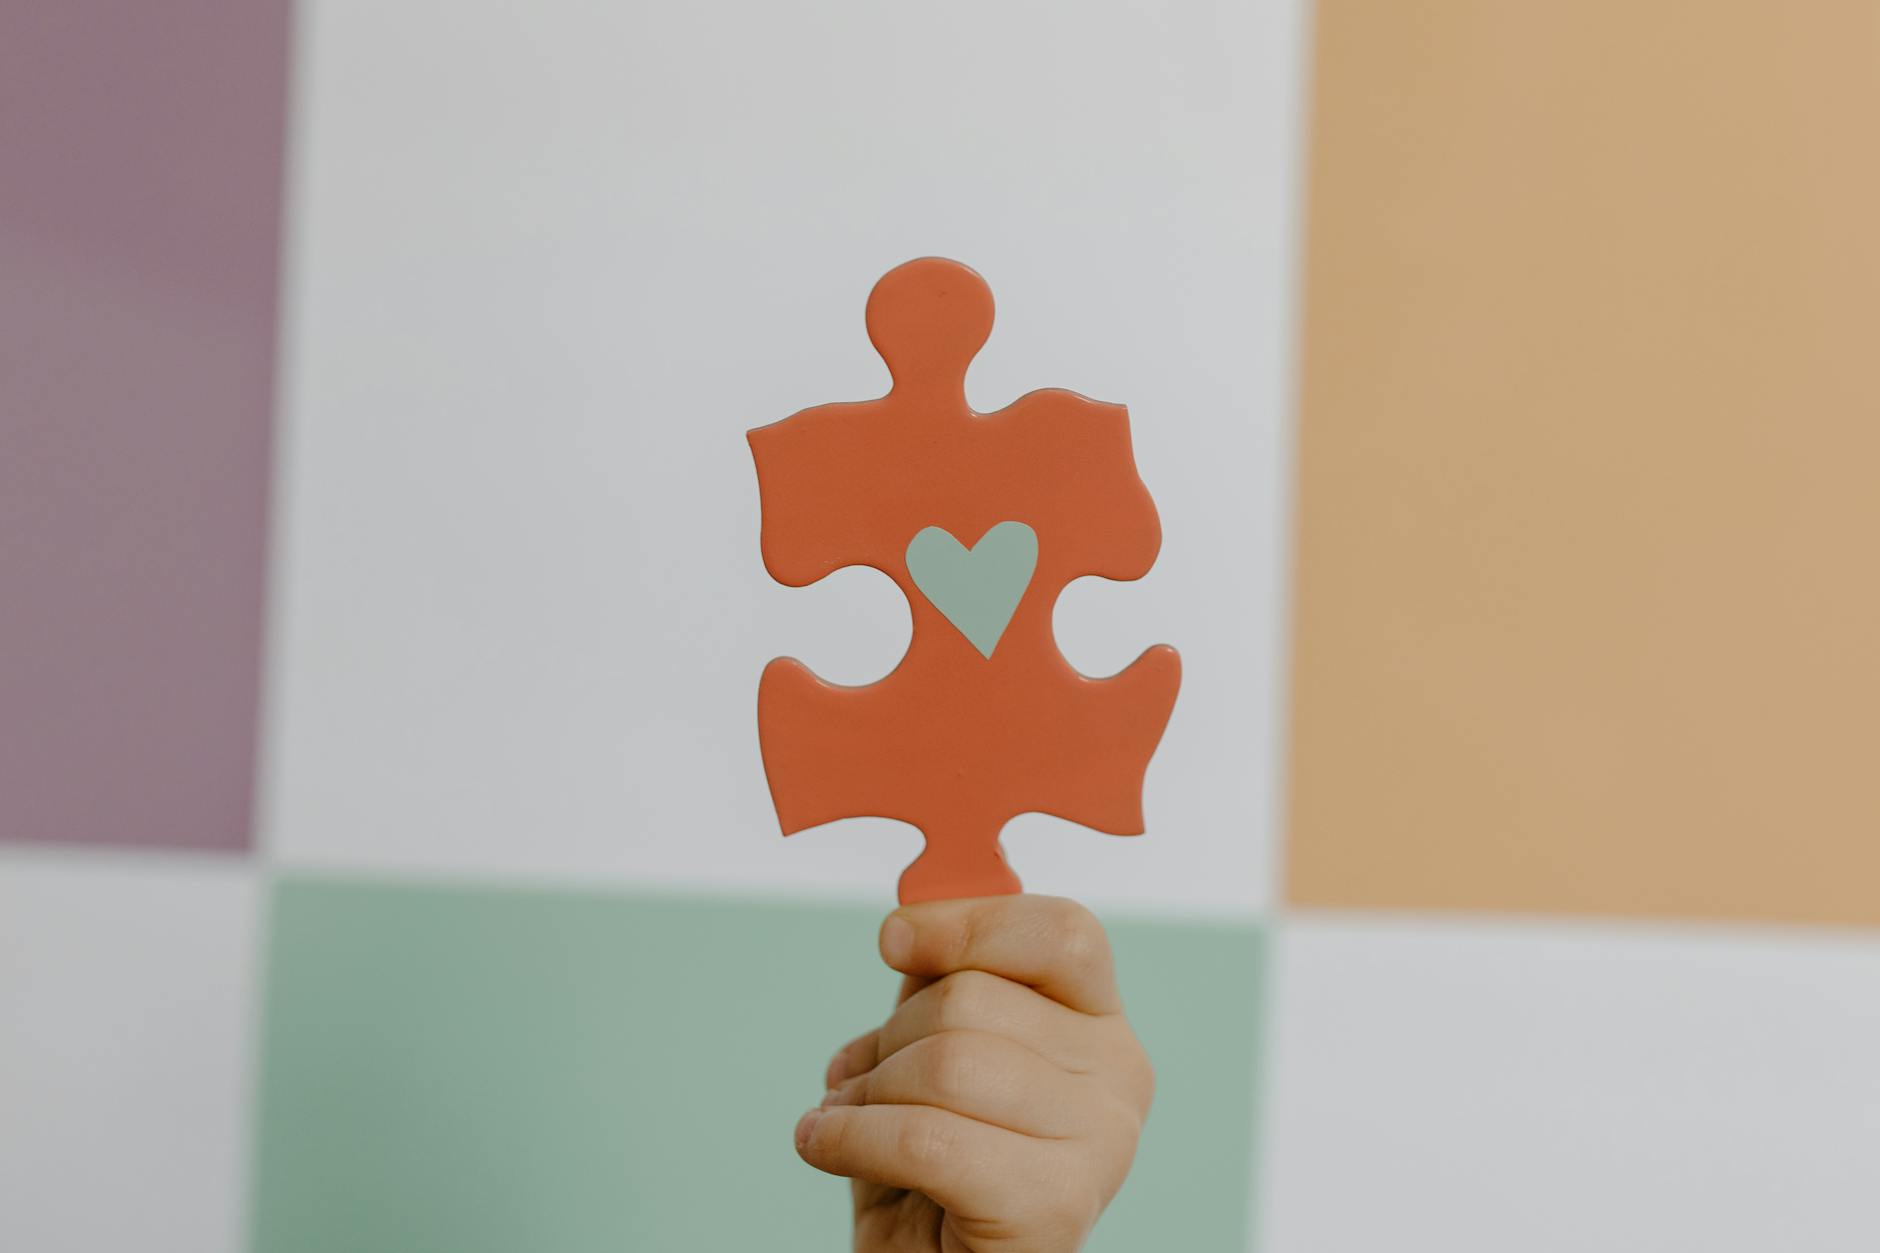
xmin=905 ymin=521 xmax=1038 ymax=659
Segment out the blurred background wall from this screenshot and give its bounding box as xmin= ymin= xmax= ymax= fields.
xmin=1 ymin=2 xmax=1876 ymax=1250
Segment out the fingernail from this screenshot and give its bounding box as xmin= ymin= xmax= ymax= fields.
xmin=794 ymin=1108 xmax=823 ymax=1150
xmin=880 ymin=914 xmax=914 ymax=967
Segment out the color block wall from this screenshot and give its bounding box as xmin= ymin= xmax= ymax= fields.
xmin=3 ymin=2 xmax=1876 ymax=1251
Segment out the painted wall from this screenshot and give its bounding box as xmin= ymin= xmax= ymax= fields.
xmin=3 ymin=2 xmax=1877 ymax=1250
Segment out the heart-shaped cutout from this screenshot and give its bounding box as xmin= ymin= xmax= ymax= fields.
xmin=905 ymin=521 xmax=1038 ymax=659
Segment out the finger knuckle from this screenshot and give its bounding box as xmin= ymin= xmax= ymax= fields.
xmin=1120 ymin=1033 xmax=1156 ymax=1111
xmin=1047 ymin=900 xmax=1106 ymax=970
xmin=850 ymin=1069 xmax=876 ymax=1106
xmin=1036 ymin=1151 xmax=1105 ymax=1230
xmin=1099 ymin=1090 xmax=1147 ymax=1151
xmin=811 ymin=1107 xmax=849 ymax=1158
xmin=952 ymin=906 xmax=989 ymax=968
xmin=917 ymin=1030 xmax=985 ymax=1102
xmin=934 ymin=970 xmax=994 ymax=1028
xmin=1132 ymin=1056 xmax=1156 ymax=1113
xmin=895 ymin=1110 xmax=956 ymax=1169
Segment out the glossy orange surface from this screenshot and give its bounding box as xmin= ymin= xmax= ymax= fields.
xmin=749 ymin=258 xmax=1179 ymax=903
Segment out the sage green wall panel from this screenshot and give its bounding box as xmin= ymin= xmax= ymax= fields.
xmin=253 ymin=879 xmax=1262 ymax=1251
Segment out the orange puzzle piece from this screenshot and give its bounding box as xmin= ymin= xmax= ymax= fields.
xmin=748 ymin=258 xmax=1180 ymax=903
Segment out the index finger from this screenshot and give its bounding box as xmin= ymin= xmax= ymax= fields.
xmin=877 ymin=895 xmax=1122 ymax=1016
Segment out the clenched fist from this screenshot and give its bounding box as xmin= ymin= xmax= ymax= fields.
xmin=795 ymin=895 xmax=1154 ymax=1251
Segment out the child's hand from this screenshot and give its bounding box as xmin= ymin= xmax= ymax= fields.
xmin=795 ymin=895 xmax=1154 ymax=1252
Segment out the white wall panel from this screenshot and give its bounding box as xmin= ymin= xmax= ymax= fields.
xmin=265 ymin=0 xmax=1306 ymax=913
xmin=1260 ymin=914 xmax=1880 ymax=1252
xmin=0 ymin=854 xmax=259 ymax=1253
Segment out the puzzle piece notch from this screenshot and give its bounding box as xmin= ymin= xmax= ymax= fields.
xmin=749 ymin=257 xmax=1180 ymax=903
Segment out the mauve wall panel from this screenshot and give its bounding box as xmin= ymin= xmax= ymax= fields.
xmin=0 ymin=0 xmax=291 ymax=849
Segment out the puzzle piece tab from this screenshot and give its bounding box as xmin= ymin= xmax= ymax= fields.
xmin=749 ymin=258 xmax=1180 ymax=903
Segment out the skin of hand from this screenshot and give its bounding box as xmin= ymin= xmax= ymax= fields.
xmin=794 ymin=895 xmax=1154 ymax=1252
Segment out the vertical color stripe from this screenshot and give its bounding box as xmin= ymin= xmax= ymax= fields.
xmin=1286 ymin=0 xmax=1880 ymax=925
xmin=0 ymin=0 xmax=291 ymax=849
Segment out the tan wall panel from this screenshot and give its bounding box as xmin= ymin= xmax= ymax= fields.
xmin=1287 ymin=1 xmax=1880 ymax=924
